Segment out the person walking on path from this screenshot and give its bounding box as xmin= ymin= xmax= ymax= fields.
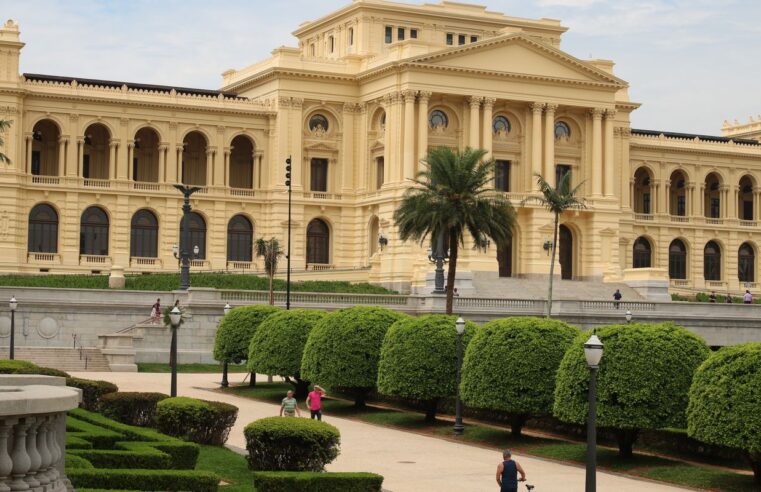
xmin=151 ymin=298 xmax=161 ymax=323
xmin=613 ymin=289 xmax=622 ymax=308
xmin=279 ymin=390 xmax=301 ymax=417
xmin=744 ymin=290 xmax=753 ymax=304
xmin=709 ymin=291 xmax=717 ymax=303
xmin=306 ymin=385 xmax=326 ymax=420
xmin=496 ymin=449 xmax=526 ymax=492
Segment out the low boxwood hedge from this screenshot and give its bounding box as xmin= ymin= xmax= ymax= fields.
xmin=253 ymin=471 xmax=384 ymax=492
xmin=99 ymin=392 xmax=169 ymax=427
xmin=244 ymin=417 xmax=340 ymax=472
xmin=66 ymin=469 xmax=219 ymax=492
xmin=155 ymin=397 xmax=238 ymax=445
xmin=0 ymin=359 xmax=71 ymax=378
xmin=65 ymin=453 xmax=95 ymax=469
xmin=67 ymin=377 xmax=119 ymax=411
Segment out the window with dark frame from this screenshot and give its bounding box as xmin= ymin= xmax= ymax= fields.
xmin=555 ymin=164 xmax=571 ymax=187
xmin=458 ymin=34 xmax=466 ymax=45
xmin=633 ymin=237 xmax=652 ymax=268
xmin=227 ymin=214 xmax=253 ymax=262
xmin=677 ymin=195 xmax=686 ymax=216
xmin=306 ymin=219 xmax=330 ymax=265
xmin=446 ymin=33 xmax=453 ymax=45
xmin=130 ymin=209 xmax=158 ymax=258
xmin=310 ymin=158 xmax=328 ymax=192
xmin=710 ymin=198 xmax=720 ymax=218
xmin=385 ymin=26 xmax=393 ymax=43
xmin=669 ymin=240 xmax=687 ymax=279
xmin=349 ymin=28 xmax=354 ymax=46
xmin=132 ymin=157 xmax=138 ymax=181
xmin=495 ymin=160 xmax=510 ymax=192
xmin=329 ymin=35 xmax=334 ymax=53
xmin=410 ymin=28 xmax=418 ymax=39
xmin=188 ymin=212 xmax=207 ymax=260
xmin=470 ymin=35 xmax=478 ymax=43
xmin=83 ymin=154 xmax=90 ymax=179
xmin=376 ymin=157 xmax=385 ymax=190
xmin=643 ymin=193 xmax=651 ymax=215
xmin=28 ymin=204 xmax=58 ymax=254
xmin=704 ymin=241 xmax=721 ymax=281
xmin=31 ymin=150 xmax=40 ymax=175
xmin=397 ymin=27 xmax=405 ymax=40
xmin=739 ymin=243 xmax=755 ymax=282
xmin=79 ymin=206 xmax=109 ymax=256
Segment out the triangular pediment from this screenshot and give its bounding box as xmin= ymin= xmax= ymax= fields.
xmin=407 ymin=34 xmax=626 ymax=87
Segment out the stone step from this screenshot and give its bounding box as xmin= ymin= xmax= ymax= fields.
xmin=471 ymin=272 xmax=644 ymax=301
xmin=0 ymin=347 xmax=111 ymax=372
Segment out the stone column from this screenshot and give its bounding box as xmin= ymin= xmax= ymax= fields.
xmin=590 ymin=108 xmax=604 ymax=196
xmin=755 ymin=187 xmax=761 ymax=221
xmin=530 ymin=103 xmax=544 ymax=189
xmin=24 ymin=134 xmax=32 ymax=174
xmin=9 ymin=419 xmax=30 ymax=490
xmin=342 ymin=102 xmax=356 ymax=191
xmin=205 ymin=148 xmax=214 ymax=187
xmin=699 ymin=183 xmax=706 ymax=217
xmin=127 ymin=141 xmax=135 ymax=181
xmin=223 ymin=148 xmax=231 ymax=188
xmin=417 ymin=91 xmax=431 ymax=161
xmin=173 ymin=144 xmax=183 ymax=184
xmin=688 ymin=182 xmax=696 ymax=217
xmin=109 ymin=139 xmax=118 ymax=180
xmin=402 ymin=90 xmax=416 ymax=181
xmin=604 ymin=109 xmax=616 ymax=196
xmin=482 ymin=97 xmax=495 ymax=159
xmin=158 ymin=144 xmax=167 ymax=183
xmin=57 ymin=137 xmax=67 ymax=177
xmin=0 ymin=418 xmax=14 ymax=489
xmin=76 ymin=138 xmax=84 ymax=177
xmin=544 ymin=104 xmax=557 ymax=185
xmin=65 ymin=135 xmax=77 ymax=177
xmin=255 ymin=151 xmax=263 ymax=189
xmin=381 ymin=95 xmax=392 ymax=185
xmin=468 ymin=96 xmax=482 ymax=149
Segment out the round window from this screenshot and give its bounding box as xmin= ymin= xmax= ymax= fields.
xmin=308 ymin=114 xmax=329 ymax=132
xmin=429 ymin=110 xmax=449 ymax=130
xmin=492 ymin=115 xmax=511 ymax=134
xmin=554 ymin=121 xmax=571 ymax=140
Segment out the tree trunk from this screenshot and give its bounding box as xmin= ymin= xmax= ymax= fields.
xmin=424 ymin=399 xmax=438 ymax=423
xmin=445 ymin=229 xmax=459 ymax=315
xmin=747 ymin=451 xmax=761 ymax=484
xmin=289 ymin=377 xmax=310 ymax=400
xmin=546 ymin=212 xmax=559 ymax=318
xmin=615 ymin=428 xmax=639 ymax=459
xmin=354 ymin=390 xmax=367 ymax=409
xmin=268 ymin=273 xmax=274 ymax=306
xmin=249 ymin=371 xmax=256 ymax=387
xmin=509 ymin=414 xmax=528 ymax=437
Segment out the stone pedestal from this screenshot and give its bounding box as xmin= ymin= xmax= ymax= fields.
xmin=108 ymin=265 xmax=126 ymax=289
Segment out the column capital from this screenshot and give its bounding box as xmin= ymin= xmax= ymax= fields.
xmin=206 ymin=147 xmax=216 ymax=156
xmin=544 ymin=103 xmax=559 ymax=113
xmin=401 ymin=90 xmax=417 ymax=103
xmin=530 ymin=102 xmax=545 ymax=113
xmin=605 ymin=108 xmax=617 ymax=118
xmin=468 ymin=96 xmax=483 ymax=107
xmin=418 ymin=91 xmax=433 ymax=102
xmin=58 ymin=136 xmax=69 ymax=144
xmin=158 ymin=143 xmax=169 ymax=151
xmin=482 ymin=97 xmax=496 ymax=108
xmin=108 ymin=139 xmax=119 ymax=148
xmin=589 ymin=108 xmax=605 ymax=119
xmin=223 ymin=146 xmax=231 ymax=155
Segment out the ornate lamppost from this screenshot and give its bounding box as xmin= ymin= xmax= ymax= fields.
xmin=220 ymin=303 xmax=232 ymax=388
xmin=453 ymin=316 xmax=466 ymax=435
xmin=173 ymin=184 xmax=202 ymax=290
xmin=8 ymin=296 xmax=17 ymax=359
xmin=625 ymin=310 xmax=632 ymax=324
xmin=584 ymin=333 xmax=604 ymax=492
xmin=427 ymin=231 xmax=448 ymax=294
xmin=168 ymin=306 xmax=182 ymax=397
xmin=285 ymin=156 xmax=293 ymax=310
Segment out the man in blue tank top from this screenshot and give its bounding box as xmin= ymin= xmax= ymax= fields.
xmin=496 ymin=449 xmax=526 ymax=492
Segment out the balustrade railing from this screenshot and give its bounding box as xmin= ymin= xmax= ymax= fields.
xmin=30 ymin=176 xmax=60 ymax=185
xmin=80 ymin=255 xmax=110 ymax=265
xmin=670 ymin=215 xmax=690 ymax=223
xmin=578 ymin=300 xmax=656 ymax=311
xmin=633 ymin=213 xmax=654 ymax=221
xmin=230 ymin=188 xmax=255 ymax=198
xmin=454 ymin=297 xmax=544 ymax=311
xmin=220 ymin=289 xmax=409 ymax=306
xmin=27 ymin=253 xmax=59 ymax=263
xmin=132 ymin=182 xmax=160 ymax=191
xmin=83 ymin=178 xmax=111 ymax=189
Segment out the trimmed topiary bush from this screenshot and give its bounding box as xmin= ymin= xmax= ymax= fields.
xmin=377 ymin=314 xmax=478 ymax=421
xmin=99 ymin=392 xmax=169 ymax=427
xmin=553 ymin=322 xmax=710 ymax=457
xmin=66 ymin=469 xmax=219 ymax=492
xmin=301 ymin=306 xmax=406 ymax=407
xmin=67 ymin=377 xmax=119 ymax=411
xmin=461 ymin=316 xmax=578 ymax=436
xmin=244 ymin=416 xmax=340 ymax=472
xmin=687 ymin=343 xmax=761 ymax=483
xmin=0 ymin=359 xmax=71 ymax=378
xmin=155 ymin=397 xmax=238 ymax=445
xmin=253 ymin=471 xmax=384 ymax=491
xmin=248 ymin=309 xmax=327 ymax=399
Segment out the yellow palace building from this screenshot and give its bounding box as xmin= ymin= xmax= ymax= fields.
xmin=0 ymin=0 xmax=759 ymax=296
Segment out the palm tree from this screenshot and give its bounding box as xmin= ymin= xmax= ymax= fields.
xmin=0 ymin=119 xmax=12 ymax=164
xmin=522 ymin=172 xmax=586 ymax=318
xmin=394 ymin=147 xmax=516 ymax=314
xmin=255 ymin=237 xmax=283 ymax=305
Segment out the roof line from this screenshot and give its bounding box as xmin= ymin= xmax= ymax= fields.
xmin=632 ymin=128 xmax=760 ymax=146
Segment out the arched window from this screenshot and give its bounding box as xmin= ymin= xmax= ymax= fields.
xmin=429 ymin=110 xmax=448 ymax=130
xmin=554 ymin=121 xmax=571 ymax=140
xmin=83 ymin=123 xmax=111 ymax=179
xmin=227 ymin=215 xmax=253 ymax=262
xmin=130 ymin=209 xmax=158 ymax=258
xmin=308 ymin=114 xmax=329 ymax=132
xmin=669 ymin=170 xmax=688 ymax=216
xmin=30 ymin=119 xmax=61 ymax=176
xmin=704 ymin=173 xmax=722 ymax=218
xmin=306 ymin=219 xmax=330 ymax=265
xmin=704 ymin=240 xmax=721 ymax=281
xmin=229 ymin=135 xmax=255 ymax=189
xmin=492 ymin=115 xmax=511 ymax=135
xmin=669 ymin=239 xmax=687 ymax=280
xmin=633 ymin=167 xmax=652 ymax=214
xmin=80 ymin=206 xmax=109 ymax=256
xmin=28 ymin=204 xmax=58 ymax=253
xmin=188 ymin=212 xmax=207 ymax=260
xmin=633 ymin=237 xmax=652 ymax=268
xmin=738 ymin=243 xmax=755 ymax=283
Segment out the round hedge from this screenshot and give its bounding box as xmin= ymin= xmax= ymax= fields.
xmin=0 ymin=360 xmax=71 ymax=378
xmin=687 ymin=343 xmax=761 ymax=482
xmin=301 ymin=306 xmax=406 ymax=406
xmin=377 ymin=314 xmax=478 ymax=420
xmin=156 ymin=397 xmax=238 ymax=445
xmin=460 ymin=316 xmax=578 ymax=435
xmin=66 ymin=377 xmax=119 ymax=411
xmin=244 ymin=416 xmax=340 ymax=472
xmin=553 ymin=322 xmax=710 ymax=457
xmin=213 ymin=305 xmax=280 ymax=363
xmin=99 ymin=392 xmax=169 ymax=427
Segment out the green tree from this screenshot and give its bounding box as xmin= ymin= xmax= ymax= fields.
xmin=247 ymin=309 xmax=327 ymax=399
xmin=377 ymin=314 xmax=478 ymax=422
xmin=553 ymin=322 xmax=710 ymax=457
xmin=213 ymin=305 xmax=280 ymax=386
xmin=0 ymin=119 xmax=12 ymax=164
xmin=460 ymin=316 xmax=578 ymax=436
xmin=301 ymin=306 xmax=406 ymax=407
xmin=521 ymin=173 xmax=585 ymax=317
xmin=255 ymin=237 xmax=284 ymax=305
xmin=687 ymin=343 xmax=761 ymax=483
xmin=394 ymin=147 xmax=516 ymax=314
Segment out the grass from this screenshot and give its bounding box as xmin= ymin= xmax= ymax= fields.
xmin=196 ymin=445 xmax=254 ymax=492
xmin=0 ymin=272 xmax=396 ymax=294
xmin=225 ymin=382 xmax=757 ymax=492
xmin=137 ymin=363 xmax=249 ymax=373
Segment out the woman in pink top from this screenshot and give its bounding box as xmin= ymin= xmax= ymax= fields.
xmin=306 ymin=385 xmax=325 ymax=421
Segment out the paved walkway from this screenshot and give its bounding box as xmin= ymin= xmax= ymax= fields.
xmin=74 ymin=372 xmax=690 ymax=492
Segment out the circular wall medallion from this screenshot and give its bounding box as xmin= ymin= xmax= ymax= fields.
xmin=37 ymin=317 xmax=60 ymax=339
xmin=0 ymin=316 xmax=9 ymax=338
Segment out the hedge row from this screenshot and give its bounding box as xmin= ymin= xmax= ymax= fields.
xmin=253 ymin=472 xmax=384 ymax=492
xmin=156 ymin=397 xmax=238 ymax=445
xmin=0 ymin=359 xmax=70 ymax=378
xmin=66 ymin=469 xmax=219 ymax=492
xmin=99 ymin=392 xmax=169 ymax=427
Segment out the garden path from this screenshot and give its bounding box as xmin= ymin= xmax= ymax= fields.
xmin=74 ymin=372 xmax=691 ymax=492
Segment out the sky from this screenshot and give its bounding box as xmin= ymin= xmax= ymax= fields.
xmin=1 ymin=0 xmax=759 ymax=135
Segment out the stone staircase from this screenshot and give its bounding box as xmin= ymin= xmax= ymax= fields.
xmin=472 ymin=272 xmax=645 ymax=301
xmin=0 ymin=347 xmax=111 ymax=372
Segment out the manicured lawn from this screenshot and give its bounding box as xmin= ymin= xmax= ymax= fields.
xmin=196 ymin=445 xmax=254 ymax=492
xmin=225 ymin=382 xmax=756 ymax=492
xmin=137 ymin=363 xmax=249 ymax=373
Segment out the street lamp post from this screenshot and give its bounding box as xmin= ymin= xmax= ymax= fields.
xmin=169 ymin=306 xmax=182 ymax=397
xmin=173 ymin=184 xmax=202 ymax=290
xmin=285 ymin=156 xmax=293 ymax=310
xmin=453 ymin=316 xmax=466 ymax=435
xmin=584 ymin=333 xmax=604 ymax=492
xmin=625 ymin=310 xmax=632 ymax=324
xmin=428 ymin=231 xmax=448 ymax=294
xmin=221 ymin=303 xmax=231 ymax=388
xmin=9 ymin=296 xmax=17 ymax=360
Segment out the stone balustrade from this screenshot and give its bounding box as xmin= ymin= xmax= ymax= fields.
xmin=0 ymin=376 xmax=80 ymax=492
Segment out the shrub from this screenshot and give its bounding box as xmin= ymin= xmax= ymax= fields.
xmin=253 ymin=471 xmax=384 ymax=492
xmin=247 ymin=309 xmax=327 ymax=398
xmin=213 ymin=305 xmax=280 ymax=365
xmin=461 ymin=316 xmax=578 ymax=436
xmin=377 ymin=314 xmax=478 ymax=421
xmin=66 ymin=469 xmax=219 ymax=492
xmin=301 ymin=306 xmax=406 ymax=406
xmin=65 ymin=453 xmax=95 ymax=469
xmin=67 ymin=377 xmax=119 ymax=411
xmin=155 ymin=397 xmax=238 ymax=445
xmin=687 ymin=343 xmax=761 ymax=483
xmin=244 ymin=417 xmax=340 ymax=472
xmin=99 ymin=392 xmax=170 ymax=427
xmin=0 ymin=360 xmax=70 ymax=378
xmin=553 ymin=322 xmax=710 ymax=457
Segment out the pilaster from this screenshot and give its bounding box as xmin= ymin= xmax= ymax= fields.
xmin=543 ymin=104 xmax=557 ymax=185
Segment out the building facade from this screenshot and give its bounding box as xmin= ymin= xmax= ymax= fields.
xmin=0 ymin=0 xmax=759 ymax=295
